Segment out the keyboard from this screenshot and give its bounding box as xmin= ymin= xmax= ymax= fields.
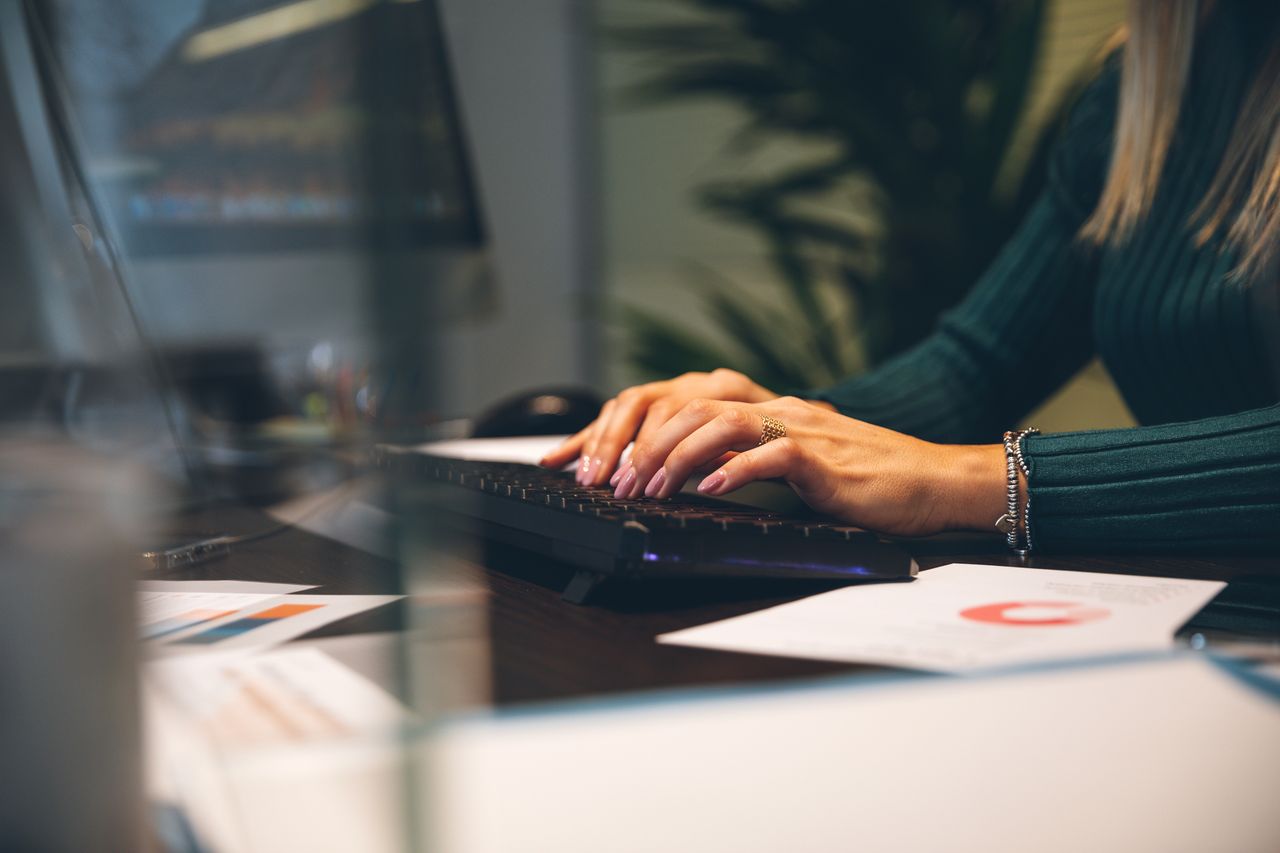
xmin=375 ymin=448 xmax=918 ymax=603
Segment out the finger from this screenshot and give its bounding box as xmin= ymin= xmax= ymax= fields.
xmin=539 ymin=422 xmax=593 ymax=469
xmin=651 ymin=407 xmax=763 ymax=498
xmin=579 ymin=399 xmax=617 ymax=484
xmin=691 ymin=451 xmax=736 ymax=478
xmin=628 ymin=398 xmax=729 ymax=497
xmin=634 ymin=397 xmax=680 ymax=448
xmin=611 ymin=444 xmax=720 ymax=492
xmin=608 ymin=454 xmax=630 ymax=488
xmin=587 ymin=389 xmax=656 ymax=485
xmin=696 ymin=438 xmax=802 ymax=496
xmin=571 ymin=418 xmax=602 ymax=483
xmin=629 ymin=452 xmax=733 ymax=498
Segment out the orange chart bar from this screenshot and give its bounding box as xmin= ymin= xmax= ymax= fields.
xmin=174 ymin=603 xmax=324 ymax=646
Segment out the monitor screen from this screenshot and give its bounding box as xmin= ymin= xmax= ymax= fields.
xmin=12 ymin=0 xmax=488 ymax=505
xmin=75 ymin=0 xmax=485 ymax=256
xmin=32 ymin=0 xmax=493 ymax=432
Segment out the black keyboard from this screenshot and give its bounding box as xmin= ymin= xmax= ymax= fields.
xmin=375 ymin=448 xmax=918 ymax=603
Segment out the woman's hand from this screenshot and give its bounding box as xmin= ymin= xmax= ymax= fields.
xmin=614 ymin=396 xmax=1007 ymax=537
xmin=539 ymin=369 xmax=777 ymax=485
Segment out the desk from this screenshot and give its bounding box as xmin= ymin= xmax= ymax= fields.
xmin=155 ymin=502 xmax=1275 ymax=707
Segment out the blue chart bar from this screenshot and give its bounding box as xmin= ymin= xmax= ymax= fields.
xmin=144 ymin=608 xmax=235 ymax=641
xmin=174 ymin=603 xmax=322 ymax=645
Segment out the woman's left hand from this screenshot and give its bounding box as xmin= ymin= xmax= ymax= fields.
xmin=615 ymin=396 xmax=1006 ymax=537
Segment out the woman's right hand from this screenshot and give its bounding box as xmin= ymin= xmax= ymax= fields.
xmin=539 ymin=368 xmax=778 ymax=485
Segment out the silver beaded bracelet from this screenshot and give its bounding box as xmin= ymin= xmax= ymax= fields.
xmin=996 ymin=428 xmax=1039 ymax=557
xmin=1014 ymin=428 xmax=1039 ymax=553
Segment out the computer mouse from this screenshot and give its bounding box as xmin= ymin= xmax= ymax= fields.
xmin=471 ymin=386 xmax=603 ymax=438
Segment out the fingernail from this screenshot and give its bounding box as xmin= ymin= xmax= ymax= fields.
xmin=609 ymin=462 xmax=629 ymax=488
xmin=577 ymin=456 xmax=591 ymax=484
xmin=614 ymin=467 xmax=637 ymax=499
xmin=586 ymin=456 xmax=604 ymax=485
xmin=697 ymin=470 xmax=726 ymax=495
xmin=644 ymin=467 xmax=668 ymax=498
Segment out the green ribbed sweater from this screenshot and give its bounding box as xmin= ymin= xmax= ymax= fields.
xmin=814 ymin=6 xmax=1280 ymax=553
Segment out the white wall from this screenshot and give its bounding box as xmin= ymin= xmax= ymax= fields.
xmin=436 ymin=0 xmax=599 ymax=416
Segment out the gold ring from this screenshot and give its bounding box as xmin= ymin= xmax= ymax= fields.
xmin=757 ymin=414 xmax=786 ymax=446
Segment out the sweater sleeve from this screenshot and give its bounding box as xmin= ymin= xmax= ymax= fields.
xmin=1024 ymin=404 xmax=1280 ymax=552
xmin=809 ymin=55 xmax=1280 ymax=553
xmin=811 ymin=61 xmax=1119 ymax=443
xmin=810 ymin=193 xmax=1097 ymax=442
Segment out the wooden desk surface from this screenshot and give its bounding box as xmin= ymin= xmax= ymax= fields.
xmin=155 ymin=503 xmax=1276 ymax=708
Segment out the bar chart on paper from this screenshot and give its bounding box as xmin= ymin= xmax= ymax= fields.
xmin=139 ymin=588 xmax=292 ymax=642
xmin=146 ymin=647 xmax=410 ymax=748
xmin=138 ymin=582 xmax=402 ymax=654
xmin=174 ymin=603 xmax=324 ymax=645
xmin=145 ymin=607 xmax=239 ymax=641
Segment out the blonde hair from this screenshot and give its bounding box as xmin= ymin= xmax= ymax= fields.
xmin=1081 ymin=0 xmax=1280 ymax=281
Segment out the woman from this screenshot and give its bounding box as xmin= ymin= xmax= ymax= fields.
xmin=543 ymin=0 xmax=1280 ymax=554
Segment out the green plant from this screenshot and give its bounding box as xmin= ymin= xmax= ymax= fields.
xmin=612 ymin=0 xmax=1063 ymax=392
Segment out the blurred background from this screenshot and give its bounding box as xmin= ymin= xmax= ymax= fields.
xmin=13 ymin=0 xmax=1142 ymax=448
xmin=414 ymin=0 xmax=1142 ymax=433
xmin=596 ymin=0 xmax=1135 ymax=432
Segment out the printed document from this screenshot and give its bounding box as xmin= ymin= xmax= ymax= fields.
xmin=658 ymin=562 xmax=1224 ymax=672
xmin=146 ymin=647 xmax=410 ymax=748
xmin=139 ymin=581 xmax=316 ymax=642
xmin=139 ymin=581 xmax=401 ymax=654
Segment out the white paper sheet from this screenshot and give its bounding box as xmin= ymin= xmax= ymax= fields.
xmin=143 ymin=648 xmax=412 ymax=853
xmin=138 ymin=582 xmax=316 ymax=642
xmin=659 ymin=562 xmax=1225 ymax=672
xmin=428 ymin=655 xmax=1280 ymax=853
xmin=153 ymin=653 xmax=1280 ymax=853
xmin=412 ymin=435 xmax=570 ymax=465
xmin=147 ymin=593 xmax=403 ymax=655
xmin=146 ymin=647 xmax=410 ymax=748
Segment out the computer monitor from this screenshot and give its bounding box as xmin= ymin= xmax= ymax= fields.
xmin=0 ymin=0 xmax=185 ymax=482
xmin=50 ymin=0 xmax=494 ymax=350
xmin=25 ymin=0 xmax=495 ymax=503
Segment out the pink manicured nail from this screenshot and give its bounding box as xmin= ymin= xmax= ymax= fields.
xmin=644 ymin=467 xmax=668 ymax=498
xmin=609 ymin=461 xmax=630 ymax=488
xmin=577 ymin=456 xmax=590 ymax=484
xmin=697 ymin=470 xmax=727 ymax=495
xmin=586 ymin=456 xmax=604 ymax=485
xmin=614 ymin=467 xmax=637 ymax=499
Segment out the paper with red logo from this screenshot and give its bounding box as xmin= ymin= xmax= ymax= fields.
xmin=658 ymin=563 xmax=1224 ymax=673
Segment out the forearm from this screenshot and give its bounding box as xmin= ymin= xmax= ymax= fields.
xmin=812 ymin=195 xmax=1096 ymax=443
xmin=1023 ymin=404 xmax=1280 ymax=552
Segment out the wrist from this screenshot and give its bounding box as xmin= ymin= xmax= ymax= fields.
xmin=939 ymin=444 xmax=1008 ymax=531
